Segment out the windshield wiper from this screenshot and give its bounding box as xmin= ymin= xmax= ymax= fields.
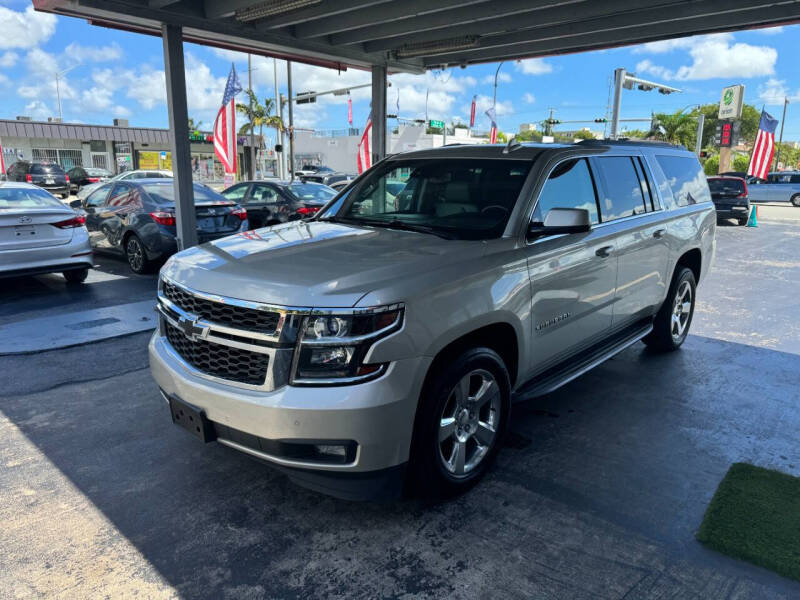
xmin=355 ymin=218 xmax=457 ymax=240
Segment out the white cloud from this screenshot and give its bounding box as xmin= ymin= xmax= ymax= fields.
xmin=23 ymin=100 xmax=53 ymax=120
xmin=123 ymin=66 xmax=166 ymax=110
xmin=64 ymin=42 xmax=123 ymax=63
xmin=0 ymin=6 xmax=57 ymax=49
xmin=515 ymin=59 xmax=553 ymax=75
xmin=0 ymin=51 xmax=18 ymax=67
xmin=754 ymin=26 xmax=783 ymax=35
xmin=633 ymin=33 xmax=776 ymax=80
xmin=523 ymin=92 xmax=535 ymax=104
xmin=481 ymin=72 xmax=512 ymax=85
xmin=758 ymin=78 xmax=800 ymax=105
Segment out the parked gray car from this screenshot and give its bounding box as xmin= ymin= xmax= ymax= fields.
xmin=746 ymin=171 xmax=800 ymax=206
xmin=0 ymin=182 xmax=93 ymax=282
xmin=149 ymin=140 xmax=715 ymax=500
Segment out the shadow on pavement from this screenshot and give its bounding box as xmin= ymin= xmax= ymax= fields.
xmin=2 ymin=333 xmax=800 ymax=598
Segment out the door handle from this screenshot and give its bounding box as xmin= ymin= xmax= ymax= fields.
xmin=595 ymin=245 xmax=613 ymax=258
xmin=653 ymin=228 xmax=666 ymax=239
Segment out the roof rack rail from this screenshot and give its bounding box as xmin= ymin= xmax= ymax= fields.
xmin=576 ymin=138 xmax=686 ymax=150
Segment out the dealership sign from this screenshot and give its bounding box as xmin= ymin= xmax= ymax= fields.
xmin=718 ymin=85 xmax=744 ymax=119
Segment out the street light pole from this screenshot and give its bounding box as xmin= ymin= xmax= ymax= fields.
xmin=287 ymin=60 xmax=295 ymax=182
xmin=273 ymin=58 xmax=283 ymax=179
xmin=493 ymin=61 xmax=505 ymax=107
xmin=695 ymin=113 xmax=705 ymax=156
xmin=247 ymin=53 xmax=255 ymax=180
xmin=610 ymin=67 xmax=681 ymax=139
xmin=54 ymin=64 xmax=79 ymax=121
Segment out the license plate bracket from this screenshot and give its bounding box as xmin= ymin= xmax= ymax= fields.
xmin=14 ymin=225 xmax=35 ymax=237
xmin=168 ymin=395 xmax=216 ymax=443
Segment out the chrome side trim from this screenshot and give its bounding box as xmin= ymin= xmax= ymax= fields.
xmin=217 ymin=438 xmax=361 ymax=470
xmin=291 ymin=364 xmax=388 ymax=386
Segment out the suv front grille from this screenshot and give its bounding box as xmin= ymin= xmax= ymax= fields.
xmin=162 ymin=280 xmax=280 ymax=334
xmin=164 ymin=321 xmax=269 ymax=386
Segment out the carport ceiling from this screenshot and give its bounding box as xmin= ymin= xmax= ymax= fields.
xmin=34 ymin=0 xmax=800 ymax=73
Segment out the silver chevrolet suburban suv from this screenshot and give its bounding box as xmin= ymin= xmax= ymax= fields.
xmin=149 ymin=140 xmax=715 ymax=500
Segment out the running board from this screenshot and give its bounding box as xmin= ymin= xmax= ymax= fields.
xmin=514 ymin=320 xmax=653 ymax=401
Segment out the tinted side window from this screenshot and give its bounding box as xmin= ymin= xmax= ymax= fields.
xmin=250 ymin=184 xmax=280 ymax=204
xmin=86 ymin=185 xmax=111 ymax=207
xmin=533 ymin=158 xmax=599 ymax=224
xmin=108 ymin=183 xmax=133 ymax=206
xmin=222 ymin=184 xmax=249 ymax=202
xmin=593 ymin=156 xmax=647 ymax=221
xmin=656 ymin=155 xmax=711 ymax=207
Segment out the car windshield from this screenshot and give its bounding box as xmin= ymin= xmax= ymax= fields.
xmin=708 ymin=179 xmax=745 ymax=194
xmin=85 ymin=168 xmax=111 ymax=177
xmin=322 ymin=159 xmax=532 ymax=240
xmin=285 ymin=183 xmax=337 ymax=204
xmin=0 ymin=186 xmax=64 ymax=209
xmin=142 ymin=182 xmax=228 ymax=204
xmin=30 ymin=163 xmax=64 ymax=175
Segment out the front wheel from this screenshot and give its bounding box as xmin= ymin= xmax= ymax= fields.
xmin=643 ymin=267 xmax=696 ymax=352
xmin=63 ymin=268 xmax=88 ymax=284
xmin=791 ymin=194 xmax=800 ymax=207
xmin=125 ymin=234 xmax=152 ymax=274
xmin=409 ymin=347 xmax=510 ymax=498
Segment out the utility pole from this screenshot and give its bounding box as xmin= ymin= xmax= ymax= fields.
xmin=694 ymin=113 xmax=704 ymax=157
xmin=545 ymin=108 xmax=555 ymax=136
xmin=247 ymin=54 xmax=255 ymax=180
xmin=273 ymin=58 xmax=283 ymax=179
xmin=610 ymin=67 xmax=681 ymax=139
xmin=773 ymin=96 xmax=789 ymax=171
xmin=54 ymin=64 xmax=79 ymax=121
xmin=287 ymin=61 xmax=295 ymax=182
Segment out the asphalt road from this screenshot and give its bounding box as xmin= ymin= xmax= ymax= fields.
xmin=1 ymin=219 xmax=800 ymax=598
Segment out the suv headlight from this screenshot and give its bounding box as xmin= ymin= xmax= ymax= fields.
xmin=291 ymin=304 xmax=404 ymax=384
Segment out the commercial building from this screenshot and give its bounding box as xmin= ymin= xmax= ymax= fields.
xmin=0 ymin=117 xmax=271 ymax=182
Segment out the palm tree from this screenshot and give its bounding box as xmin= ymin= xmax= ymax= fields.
xmin=188 ymin=117 xmax=203 ymax=132
xmin=649 ymin=111 xmax=696 ymax=148
xmin=236 ymin=89 xmax=284 ymax=145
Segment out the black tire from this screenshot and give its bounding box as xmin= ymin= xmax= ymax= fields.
xmin=791 ymin=194 xmax=800 ymax=207
xmin=61 ymin=193 xmax=69 ymax=199
xmin=125 ymin=234 xmax=152 ymax=274
xmin=408 ymin=347 xmax=511 ymax=498
xmin=63 ymin=268 xmax=88 ymax=284
xmin=643 ymin=267 xmax=696 ymax=352
xmin=738 ymin=218 xmax=748 ymax=226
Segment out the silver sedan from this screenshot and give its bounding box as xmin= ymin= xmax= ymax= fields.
xmin=747 ymin=172 xmax=800 ymax=206
xmin=0 ymin=182 xmax=93 ymax=283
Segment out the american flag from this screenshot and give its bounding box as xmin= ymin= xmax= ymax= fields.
xmin=357 ymin=116 xmax=372 ymax=174
xmin=214 ymin=64 xmax=242 ymax=174
xmin=485 ymin=106 xmax=498 ymax=144
xmin=747 ymin=110 xmax=779 ymax=180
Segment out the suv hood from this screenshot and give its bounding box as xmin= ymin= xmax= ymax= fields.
xmin=161 ymin=220 xmax=487 ymax=307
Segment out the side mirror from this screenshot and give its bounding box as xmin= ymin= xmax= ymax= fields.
xmin=69 ymin=199 xmax=82 ymax=209
xmin=528 ymin=208 xmax=591 ymax=238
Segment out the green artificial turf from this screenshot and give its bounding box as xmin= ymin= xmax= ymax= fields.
xmin=697 ymin=462 xmax=800 ymax=582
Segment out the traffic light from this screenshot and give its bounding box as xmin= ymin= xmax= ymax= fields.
xmin=594 ymin=118 xmax=607 ymax=123
xmin=699 ymin=150 xmax=709 ymax=158
xmin=545 ymin=119 xmax=561 ymax=125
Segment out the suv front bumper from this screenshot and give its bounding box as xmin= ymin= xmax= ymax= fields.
xmin=149 ymin=332 xmax=430 ymax=498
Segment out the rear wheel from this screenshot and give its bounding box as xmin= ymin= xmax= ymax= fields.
xmin=63 ymin=268 xmax=88 ymax=284
xmin=738 ymin=217 xmax=748 ymax=226
xmin=409 ymin=347 xmax=510 ymax=498
xmin=791 ymin=194 xmax=800 ymax=207
xmin=125 ymin=234 xmax=152 ymax=274
xmin=643 ymin=267 xmax=696 ymax=352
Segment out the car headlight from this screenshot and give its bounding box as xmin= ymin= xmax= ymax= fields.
xmin=291 ymin=305 xmax=403 ymax=384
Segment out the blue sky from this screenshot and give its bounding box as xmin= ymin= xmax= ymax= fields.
xmin=1 ymin=1 xmax=799 ymax=144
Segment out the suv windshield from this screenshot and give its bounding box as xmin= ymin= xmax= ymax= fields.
xmin=707 ymin=178 xmax=745 ymax=194
xmin=325 ymin=159 xmax=532 ymax=240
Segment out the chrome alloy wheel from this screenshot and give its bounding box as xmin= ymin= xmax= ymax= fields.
xmin=438 ymin=369 xmax=501 ymax=477
xmin=126 ymin=237 xmax=144 ymax=272
xmin=671 ymin=280 xmax=692 ymax=341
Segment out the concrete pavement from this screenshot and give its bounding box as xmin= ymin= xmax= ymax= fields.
xmin=1 ymin=222 xmax=799 ymax=599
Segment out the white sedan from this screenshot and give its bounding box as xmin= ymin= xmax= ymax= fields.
xmin=76 ymin=168 xmax=173 ymax=201
xmin=0 ymin=182 xmax=93 ymax=283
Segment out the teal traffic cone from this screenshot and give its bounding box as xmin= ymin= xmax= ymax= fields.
xmin=746 ymin=204 xmax=758 ymax=227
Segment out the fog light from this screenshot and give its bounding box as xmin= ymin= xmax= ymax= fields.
xmin=309 ymin=346 xmax=353 ymax=366
xmin=314 ymin=444 xmax=347 ymax=459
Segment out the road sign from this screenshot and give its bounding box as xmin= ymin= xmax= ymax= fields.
xmin=718 ymin=85 xmax=744 ymax=119
xmin=429 ymin=119 xmax=445 ymax=129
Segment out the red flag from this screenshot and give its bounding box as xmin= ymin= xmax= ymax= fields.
xmin=347 ymin=97 xmax=353 ymax=125
xmin=0 ymin=137 xmax=5 ymax=175
xmin=747 ymin=110 xmax=779 ymax=180
xmin=469 ymin=95 xmax=477 ymax=128
xmin=213 ymin=65 xmax=242 ymax=174
xmin=357 ymin=117 xmax=372 ymax=174
xmin=489 ymin=125 xmax=497 ymax=144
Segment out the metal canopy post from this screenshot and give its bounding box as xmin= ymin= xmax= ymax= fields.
xmin=371 ymin=65 xmax=387 ymax=163
xmin=161 ymin=23 xmax=196 ymax=250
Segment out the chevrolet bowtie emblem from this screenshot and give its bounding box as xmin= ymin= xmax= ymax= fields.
xmin=178 ymin=315 xmax=207 ymax=340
